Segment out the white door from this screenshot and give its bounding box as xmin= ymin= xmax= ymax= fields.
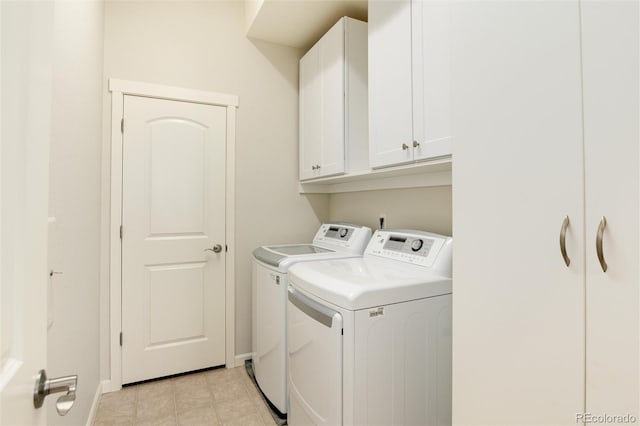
xmin=411 ymin=0 xmax=452 ymax=161
xmin=317 ymin=18 xmax=345 ymax=179
xmin=121 ymin=95 xmax=227 ymax=384
xmin=451 ymin=1 xmax=586 ymax=424
xmin=582 ymin=0 xmax=639 ymax=416
xmin=368 ymin=0 xmax=414 ymax=168
xmin=0 ymin=1 xmax=54 ymax=424
xmin=299 ymin=43 xmax=322 ymax=180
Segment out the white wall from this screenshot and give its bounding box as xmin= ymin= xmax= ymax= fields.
xmin=329 ymin=186 xmax=452 ymax=236
xmin=100 ymin=0 xmax=329 ymax=376
xmin=47 ymin=1 xmax=104 ymax=424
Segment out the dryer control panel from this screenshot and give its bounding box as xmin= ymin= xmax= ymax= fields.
xmin=313 ymin=223 xmax=372 ymax=254
xmin=365 ymin=230 xmax=453 ymax=274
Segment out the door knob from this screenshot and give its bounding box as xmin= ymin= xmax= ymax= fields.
xmin=413 ymin=140 xmax=420 ymax=148
xmin=204 ymin=244 xmax=223 ymax=253
xmin=33 ymin=369 xmax=77 ymax=416
xmin=402 ymin=143 xmax=409 ymax=150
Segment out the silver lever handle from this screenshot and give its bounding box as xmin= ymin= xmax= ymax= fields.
xmin=204 ymin=244 xmax=223 ymax=253
xmin=559 ymin=215 xmax=571 ymax=267
xmin=596 ymin=216 xmax=607 ymax=272
xmin=33 ymin=369 xmax=77 ymax=416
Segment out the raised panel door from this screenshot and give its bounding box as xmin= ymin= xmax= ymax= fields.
xmin=121 ymin=95 xmax=226 ymax=383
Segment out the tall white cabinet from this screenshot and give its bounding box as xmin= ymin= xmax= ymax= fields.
xmin=368 ymin=0 xmax=451 ymax=169
xmin=451 ymin=1 xmax=638 ymax=424
xmin=299 ymin=17 xmax=367 ymax=181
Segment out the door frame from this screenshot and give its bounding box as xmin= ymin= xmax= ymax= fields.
xmin=105 ymin=78 xmax=238 ymax=391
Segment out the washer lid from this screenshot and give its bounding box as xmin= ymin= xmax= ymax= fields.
xmin=288 ymin=257 xmax=452 ymax=310
xmin=253 ymin=244 xmax=365 ymax=272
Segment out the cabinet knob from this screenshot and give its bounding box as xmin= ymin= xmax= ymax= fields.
xmin=312 ymin=165 xmax=316 ymax=170
xmin=402 ymin=143 xmax=409 ymax=151
xmin=413 ymin=140 xmax=420 ymax=148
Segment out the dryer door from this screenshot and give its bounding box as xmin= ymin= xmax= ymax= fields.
xmin=287 ymin=287 xmax=343 ymax=425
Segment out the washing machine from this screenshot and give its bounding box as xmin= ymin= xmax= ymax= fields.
xmin=287 ymin=229 xmax=453 ymax=426
xmin=252 ymin=223 xmax=372 ymax=415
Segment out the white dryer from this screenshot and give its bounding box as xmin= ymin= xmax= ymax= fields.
xmin=251 ymin=223 xmax=372 ymax=415
xmin=287 ymin=229 xmax=453 ymax=426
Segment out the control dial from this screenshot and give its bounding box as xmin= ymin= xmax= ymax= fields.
xmin=411 ymin=239 xmax=423 ymax=252
xmin=339 ymin=228 xmax=349 ymax=238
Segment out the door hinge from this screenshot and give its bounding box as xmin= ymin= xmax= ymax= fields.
xmin=119 ymin=225 xmax=123 ymax=239
xmin=120 ymin=118 xmax=124 ymax=134
xmin=119 ymin=332 xmax=123 ymax=346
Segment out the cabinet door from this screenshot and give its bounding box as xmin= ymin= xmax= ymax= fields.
xmin=317 ymin=19 xmax=345 ymax=178
xmin=299 ymin=44 xmax=322 ymax=180
xmin=411 ymin=0 xmax=452 ymax=161
xmin=582 ymin=1 xmax=639 ymax=417
xmin=451 ymin=2 xmax=586 ymax=424
xmin=368 ymin=0 xmax=413 ymax=168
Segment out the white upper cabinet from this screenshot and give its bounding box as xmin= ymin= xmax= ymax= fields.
xmin=369 ymin=0 xmax=451 ymax=169
xmin=299 ymin=17 xmax=368 ymax=181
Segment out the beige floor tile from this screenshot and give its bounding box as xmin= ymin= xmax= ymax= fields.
xmin=210 ymin=379 xmax=249 ymax=403
xmin=214 ymin=398 xmax=259 ymax=424
xmin=173 ymin=372 xmax=208 ymax=391
xmin=220 ymin=412 xmax=265 ymax=426
xmin=177 ymin=405 xmax=220 ymax=426
xmin=136 ymin=393 xmax=175 ymax=421
xmin=136 ymin=379 xmax=173 ymax=400
xmin=133 ymin=414 xmax=177 ymax=426
xmin=175 ymin=386 xmax=214 ymax=412
xmin=93 ymin=417 xmax=134 ymax=426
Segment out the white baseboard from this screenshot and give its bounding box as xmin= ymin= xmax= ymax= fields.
xmin=234 ymin=352 xmax=252 ymax=367
xmin=85 ymin=381 xmax=102 ymax=426
xmin=100 ymin=379 xmax=121 ymax=394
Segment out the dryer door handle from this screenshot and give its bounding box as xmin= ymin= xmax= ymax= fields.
xmin=288 ymin=287 xmax=340 ymax=328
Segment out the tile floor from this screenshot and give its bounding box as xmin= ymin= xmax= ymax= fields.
xmin=93 ymin=366 xmax=278 ymax=426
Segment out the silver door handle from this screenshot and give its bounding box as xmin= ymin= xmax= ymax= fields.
xmin=33 ymin=369 xmax=77 ymax=416
xmin=596 ymin=216 xmax=607 ymax=272
xmin=559 ymin=215 xmax=570 ymax=267
xmin=204 ymin=244 xmax=223 ymax=253
xmin=402 ymin=143 xmax=409 ymax=150
xmin=413 ymin=140 xmax=420 ymax=148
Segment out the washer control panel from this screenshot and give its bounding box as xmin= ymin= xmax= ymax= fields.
xmin=365 ymin=230 xmax=449 ymax=268
xmin=313 ymin=223 xmax=372 ymax=253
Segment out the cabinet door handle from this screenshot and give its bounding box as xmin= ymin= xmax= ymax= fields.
xmin=596 ymin=216 xmax=608 ymax=272
xmin=559 ymin=215 xmax=570 ymax=267
xmin=402 ymin=143 xmax=409 ymax=150
xmin=413 ymin=140 xmax=420 ymax=148
xmin=311 ymin=165 xmax=316 ymax=170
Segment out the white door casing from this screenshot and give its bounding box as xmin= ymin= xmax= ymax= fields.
xmin=103 ymin=79 xmax=237 ymax=391
xmin=0 ymin=1 xmax=54 ymax=424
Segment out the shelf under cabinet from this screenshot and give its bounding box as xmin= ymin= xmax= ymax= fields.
xmin=298 ymin=156 xmax=452 ymax=194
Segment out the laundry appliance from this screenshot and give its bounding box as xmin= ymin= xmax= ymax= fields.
xmin=251 ymin=223 xmax=372 ymax=415
xmin=287 ymin=229 xmax=453 ymax=425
